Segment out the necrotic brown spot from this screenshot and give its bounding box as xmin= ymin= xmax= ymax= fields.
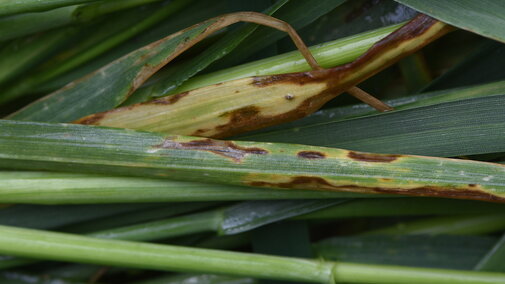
xmin=298 ymin=151 xmax=326 ymax=159
xmin=154 ymin=138 xmax=267 ymax=163
xmin=348 ymin=151 xmax=400 ymax=163
xmin=150 ymin=91 xmax=189 ymax=105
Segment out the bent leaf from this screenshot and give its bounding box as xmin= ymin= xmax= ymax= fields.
xmin=0 ymin=119 xmax=505 ymax=202
xmin=75 ymin=14 xmax=451 ymax=138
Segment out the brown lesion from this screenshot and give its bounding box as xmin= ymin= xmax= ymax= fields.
xmin=150 ymin=91 xmax=189 ymax=105
xmin=348 ymin=151 xmax=400 ymax=163
xmin=246 ymin=176 xmax=505 ymax=203
xmin=297 ymin=151 xmax=326 ymax=159
xmin=74 ymin=92 xmax=190 ymax=125
xmin=153 ymin=137 xmax=268 ymax=163
xmin=75 ymin=112 xmax=107 ymax=125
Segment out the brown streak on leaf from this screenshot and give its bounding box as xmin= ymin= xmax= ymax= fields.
xmin=348 ymin=151 xmax=400 ymax=163
xmin=154 ymin=138 xmax=268 ymax=163
xmin=247 ymin=176 xmax=505 ymax=203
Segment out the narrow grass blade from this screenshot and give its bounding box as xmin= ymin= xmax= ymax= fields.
xmin=363 ymin=214 xmax=505 ymax=235
xmin=423 ymin=41 xmax=505 ymax=92
xmin=314 ymin=235 xmax=497 ymax=270
xmin=220 ymin=200 xmax=344 ymax=234
xmin=62 ymin=202 xmax=217 ymax=233
xmin=7 ymin=12 xmax=221 ymax=121
xmin=475 ymin=233 xmax=505 ymax=272
xmin=0 ymin=0 xmax=192 ymax=106
xmin=0 ymin=28 xmax=75 ymax=87
xmin=0 ymin=6 xmax=77 ymax=42
xmin=395 ymin=0 xmax=505 ymax=43
xmin=0 ymin=0 xmax=97 ymax=17
xmin=297 ymin=198 xmax=505 ymax=219
xmin=244 ymin=94 xmax=505 ymax=157
xmin=0 ymin=203 xmax=154 ymax=229
xmin=1 ymin=120 xmax=505 ymax=202
xmin=0 ymin=225 xmax=504 ymax=283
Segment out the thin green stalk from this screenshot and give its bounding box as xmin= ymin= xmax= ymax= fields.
xmin=297 ymin=198 xmax=505 ymax=219
xmin=62 ymin=202 xmax=217 ymax=233
xmin=0 ymin=225 xmax=503 ymax=283
xmin=0 ymin=199 xmax=338 ymax=269
xmin=0 ymin=171 xmax=372 ymax=204
xmin=89 ymin=210 xmax=223 ymax=242
xmin=0 ymin=0 xmax=98 ymax=17
xmin=363 ymin=214 xmax=505 ymax=236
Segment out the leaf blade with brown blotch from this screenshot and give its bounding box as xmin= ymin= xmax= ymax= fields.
xmin=0 ymin=119 xmax=504 ymax=203
xmin=74 ymin=14 xmax=452 ymax=138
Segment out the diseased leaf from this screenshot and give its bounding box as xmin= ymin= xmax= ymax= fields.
xmin=395 ymin=0 xmax=505 ymax=43
xmin=1 ymin=119 xmax=505 ymax=202
xmin=75 ymin=15 xmax=451 ymax=138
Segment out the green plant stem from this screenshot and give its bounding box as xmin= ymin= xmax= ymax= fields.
xmin=0 ymin=171 xmax=372 ymax=204
xmin=0 ymin=225 xmax=503 ymax=283
xmin=89 ymin=210 xmax=223 ymax=242
xmin=363 ymin=214 xmax=505 ymax=236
